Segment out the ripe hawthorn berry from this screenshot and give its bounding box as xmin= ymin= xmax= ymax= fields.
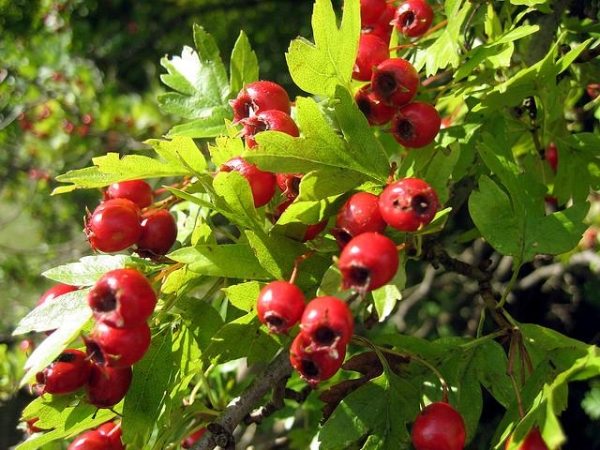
xmin=289 ymin=331 xmax=347 ymax=386
xmin=338 ymin=232 xmax=399 ymax=293
xmin=505 ymin=427 xmax=549 ymax=450
xmin=96 ymin=421 xmax=125 ymax=450
xmin=371 ymin=58 xmax=420 ymax=107
xmin=276 ymin=172 xmax=303 ymax=199
xmin=334 ymin=192 xmax=387 ymax=247
xmin=257 ymin=280 xmax=306 ymax=334
xmin=241 ymin=109 xmax=299 ymax=149
xmin=300 ymin=296 xmax=354 ymax=349
xmin=361 ymin=4 xmax=395 ymax=44
xmin=86 ymin=321 xmax=151 ymax=368
xmin=545 ymin=142 xmax=558 ymax=173
xmin=85 ymin=363 xmax=133 ymax=409
xmin=136 ymin=209 xmax=178 ymax=257
xmin=379 ymin=177 xmax=440 ymax=232
xmin=220 ymin=156 xmax=276 ymax=208
xmin=394 ymin=0 xmax=434 ymax=38
xmin=411 ymin=402 xmax=466 ymax=450
xmin=391 ymin=101 xmax=441 ymax=149
xmin=85 ymin=198 xmax=141 ymax=253
xmin=230 ymin=80 xmax=291 ymax=123
xmin=68 ymin=430 xmax=113 ymax=450
xmin=354 ymin=85 xmax=397 ymax=126
xmin=106 ymin=179 xmax=154 ymax=209
xmin=35 ymin=349 xmax=92 ymax=395
xmin=182 ymin=428 xmax=207 ymax=449
xmin=353 ymin=34 xmax=390 ymax=82
xmin=88 ymin=268 xmax=157 ymax=329
xmin=360 ymin=0 xmax=387 ymax=26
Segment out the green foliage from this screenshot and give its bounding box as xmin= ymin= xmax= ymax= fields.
xmin=7 ymin=0 xmax=600 ymax=448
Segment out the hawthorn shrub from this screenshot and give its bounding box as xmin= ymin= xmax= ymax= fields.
xmin=12 ymin=0 xmax=600 ymax=449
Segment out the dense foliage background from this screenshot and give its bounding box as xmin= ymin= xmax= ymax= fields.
xmin=2 ymin=0 xmax=600 ymax=449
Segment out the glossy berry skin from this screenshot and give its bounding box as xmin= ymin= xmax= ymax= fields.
xmin=361 ymin=4 xmax=395 ymax=44
xmin=289 ymin=331 xmax=346 ymax=386
xmin=411 ymin=402 xmax=466 ymax=450
xmin=545 ymin=142 xmax=558 ymax=173
xmin=505 ymin=427 xmax=549 ymax=450
xmin=106 ymin=179 xmax=154 ymax=209
xmin=394 ymin=0 xmax=434 ymax=38
xmin=96 ymin=421 xmax=124 ymax=450
xmin=85 ymin=198 xmax=141 ymax=253
xmin=85 ymin=363 xmax=133 ymax=408
xmin=338 ymin=232 xmax=399 ymax=293
xmin=136 ymin=209 xmax=178 ymax=257
xmin=257 ymin=281 xmax=306 ymax=334
xmin=276 ymin=173 xmax=303 ymax=199
xmin=220 ymin=156 xmax=277 ymax=208
xmin=360 ymin=0 xmax=387 ymax=26
xmin=35 ymin=349 xmax=92 ymax=395
xmin=371 ymin=58 xmax=420 ymax=107
xmin=242 ymin=109 xmax=299 ymax=148
xmin=68 ymin=430 xmax=113 ymax=450
xmin=379 ymin=178 xmax=440 ymax=232
xmin=353 ymin=34 xmax=390 ymax=82
xmin=300 ymin=296 xmax=354 ymax=349
xmin=230 ymin=80 xmax=291 ymax=123
xmin=355 ymin=85 xmax=397 ymax=126
xmin=391 ymin=101 xmax=441 ymax=148
xmin=88 ymin=268 xmax=157 ymax=329
xmin=182 ymin=428 xmax=207 ymax=449
xmin=87 ymin=321 xmax=151 ymax=368
xmin=335 ymin=192 xmax=387 ymax=244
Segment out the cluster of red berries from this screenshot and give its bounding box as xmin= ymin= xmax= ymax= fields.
xmin=31 ymin=268 xmax=157 ymax=446
xmin=354 ymin=0 xmax=441 ymax=149
xmin=85 ymin=179 xmax=177 ymax=258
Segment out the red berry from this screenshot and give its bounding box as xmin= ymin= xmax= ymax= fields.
xmin=353 ymin=34 xmax=390 ymax=82
xmin=289 ymin=331 xmax=346 ymax=386
xmin=96 ymin=421 xmax=124 ymax=450
xmin=230 ymin=80 xmax=291 ymax=123
xmin=86 ymin=321 xmax=151 ymax=368
xmin=354 ymin=85 xmax=397 ymax=126
xmin=545 ymin=142 xmax=558 ymax=173
xmin=379 ymin=178 xmax=440 ymax=232
xmin=371 ymin=58 xmax=420 ymax=107
xmin=391 ymin=101 xmax=441 ymax=148
xmin=106 ymin=180 xmax=154 ymax=209
xmin=85 ymin=199 xmax=141 ymax=253
xmin=37 ymin=283 xmax=79 ymax=307
xmin=411 ymin=402 xmax=466 ymax=450
xmin=394 ymin=0 xmax=434 ymax=38
xmin=587 ymin=83 xmax=600 ymax=99
xmin=136 ymin=209 xmax=178 ymax=257
xmin=241 ymin=109 xmax=299 ymax=148
xmin=335 ymin=192 xmax=387 ymax=245
xmin=24 ymin=417 xmax=43 ymax=434
xmin=360 ymin=0 xmax=387 ymax=26
xmin=276 ymin=173 xmax=303 ymax=199
xmin=338 ymin=232 xmax=399 ymax=293
xmin=300 ymin=296 xmax=354 ymax=349
xmin=257 ymin=281 xmax=306 ymax=334
xmin=68 ymin=430 xmax=112 ymax=450
xmin=35 ymin=349 xmax=92 ymax=395
xmin=505 ymin=427 xmax=549 ymax=450
xmin=85 ymin=363 xmax=133 ymax=408
xmin=182 ymin=428 xmax=207 ymax=449
xmin=361 ymin=4 xmax=395 ymax=44
xmin=88 ymin=268 xmax=157 ymax=329
xmin=220 ymin=156 xmax=277 ymax=208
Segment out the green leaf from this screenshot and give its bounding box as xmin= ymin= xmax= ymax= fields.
xmin=245 ymin=95 xmax=388 ymax=184
xmin=159 ymin=25 xmax=231 ymax=138
xmin=223 ymin=281 xmax=262 ymax=313
xmin=42 ymin=255 xmax=131 ymax=286
xmin=122 ymin=330 xmax=175 ymax=447
xmin=212 ymin=171 xmax=261 ymax=229
xmin=319 ymin=372 xmax=420 ymax=449
xmin=168 ymin=244 xmax=271 ymax=280
xmin=54 ymin=137 xmax=206 ymax=193
xmin=285 ymin=0 xmax=360 ymax=96
xmin=202 ymin=313 xmax=280 ymax=365
xmin=229 ymin=31 xmax=259 ymax=95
